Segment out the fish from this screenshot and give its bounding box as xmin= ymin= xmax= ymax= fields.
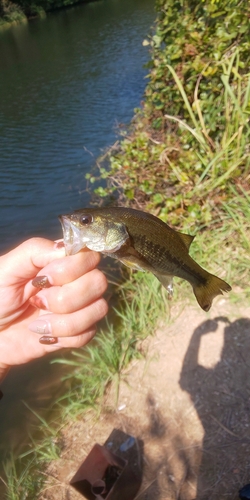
xmin=59 ymin=206 xmax=231 ymax=311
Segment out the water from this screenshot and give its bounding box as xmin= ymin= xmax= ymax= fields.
xmin=0 ymin=0 xmax=155 ymax=253
xmin=0 ymin=0 xmax=155 ymax=464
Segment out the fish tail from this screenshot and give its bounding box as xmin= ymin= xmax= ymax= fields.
xmin=193 ymin=274 xmax=232 ymax=312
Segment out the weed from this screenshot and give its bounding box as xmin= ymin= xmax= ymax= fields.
xmin=52 ymin=271 xmax=170 ymax=416
xmin=3 ymin=1 xmax=250 ymax=498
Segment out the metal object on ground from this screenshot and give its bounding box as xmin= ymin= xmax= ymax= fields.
xmin=70 ymin=429 xmax=143 ymax=500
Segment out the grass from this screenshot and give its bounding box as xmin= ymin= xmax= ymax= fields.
xmin=2 ymin=209 xmax=249 ymax=498
xmin=0 ymin=402 xmax=62 ymax=500
xmin=3 ymin=187 xmax=249 ymax=498
xmin=94 ymin=50 xmax=250 ymax=229
xmin=2 ymin=6 xmax=250 ymax=500
xmin=51 ymin=269 xmax=171 ymax=417
xmin=2 ymin=455 xmax=37 ymax=500
xmin=1 ymin=271 xmax=171 ymax=499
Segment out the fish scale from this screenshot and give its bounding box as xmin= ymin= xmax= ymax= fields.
xmin=59 ymin=206 xmax=231 ymax=311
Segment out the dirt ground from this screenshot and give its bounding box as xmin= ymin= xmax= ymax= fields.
xmin=41 ymin=297 xmax=250 ymax=500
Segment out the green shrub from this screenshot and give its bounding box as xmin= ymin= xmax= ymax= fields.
xmin=0 ymin=0 xmax=25 ymax=23
xmin=93 ymin=0 xmax=250 ymax=232
xmin=146 ymin=0 xmax=250 ymax=130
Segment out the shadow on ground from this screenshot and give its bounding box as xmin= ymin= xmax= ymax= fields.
xmin=136 ymin=314 xmax=250 ymax=500
xmin=179 ymin=316 xmax=250 ymax=499
xmin=43 ymin=306 xmax=250 ymax=500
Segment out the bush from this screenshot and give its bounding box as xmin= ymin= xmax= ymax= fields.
xmin=0 ymin=0 xmax=25 ymax=23
xmin=93 ymin=0 xmax=250 ymax=231
xmin=145 ymin=0 xmax=250 ymax=135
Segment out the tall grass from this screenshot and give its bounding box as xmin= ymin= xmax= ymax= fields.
xmin=1 ymin=272 xmax=170 ymax=499
xmin=2 ymin=32 xmax=250 ymax=500
xmin=1 ymin=402 xmax=62 ymax=500
xmin=165 ymin=51 xmax=250 ymax=197
xmin=96 ymin=50 xmax=250 ymax=234
xmin=2 ymin=208 xmax=248 ymax=499
xmin=52 ymin=270 xmax=170 ymax=417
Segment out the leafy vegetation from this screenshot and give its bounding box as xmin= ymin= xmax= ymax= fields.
xmin=1 ymin=421 xmax=61 ymax=499
xmin=2 ymin=0 xmax=250 ymax=497
xmin=0 ymin=0 xmax=90 ymax=26
xmin=93 ymin=0 xmax=250 ymax=230
xmin=0 ymin=0 xmax=26 ymax=24
xmin=1 ymin=271 xmax=170 ymax=499
xmin=91 ymin=0 xmax=250 ymax=286
xmin=52 ymin=269 xmax=169 ymax=415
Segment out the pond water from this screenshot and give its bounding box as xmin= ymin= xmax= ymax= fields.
xmin=0 ymin=0 xmax=155 ymax=254
xmin=0 ymin=0 xmax=155 ymax=470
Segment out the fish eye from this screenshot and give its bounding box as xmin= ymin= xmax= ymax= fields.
xmin=80 ymin=214 xmax=93 ymax=225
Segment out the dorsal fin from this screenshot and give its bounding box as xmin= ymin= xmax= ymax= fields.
xmin=178 ymin=232 xmax=195 ymax=250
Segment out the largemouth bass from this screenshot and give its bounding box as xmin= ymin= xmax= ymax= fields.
xmin=59 ymin=207 xmax=231 ymax=311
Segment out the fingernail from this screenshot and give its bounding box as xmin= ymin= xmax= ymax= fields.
xmin=32 ymin=275 xmax=51 ymax=289
xmin=28 ymin=319 xmax=52 ymax=334
xmin=54 ymin=240 xmax=65 ymax=249
xmin=29 ymin=295 xmax=49 ymax=310
xmin=39 ymin=336 xmax=58 ymax=345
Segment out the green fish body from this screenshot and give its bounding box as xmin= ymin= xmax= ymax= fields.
xmin=59 ymin=207 xmax=231 ymax=311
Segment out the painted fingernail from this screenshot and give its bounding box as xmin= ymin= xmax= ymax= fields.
xmin=32 ymin=276 xmax=51 ymax=289
xmin=29 ymin=295 xmax=49 ymax=310
xmin=39 ymin=336 xmax=58 ymax=345
xmin=54 ymin=240 xmax=65 ymax=249
xmin=28 ymin=319 xmax=52 ymax=334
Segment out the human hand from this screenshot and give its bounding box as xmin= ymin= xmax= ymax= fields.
xmin=0 ymin=238 xmax=108 ymax=380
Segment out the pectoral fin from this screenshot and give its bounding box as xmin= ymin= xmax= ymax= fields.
xmin=119 ymin=258 xmax=146 ymax=271
xmin=114 ymin=244 xmax=149 ymax=272
xmin=154 ymin=273 xmax=174 ymax=297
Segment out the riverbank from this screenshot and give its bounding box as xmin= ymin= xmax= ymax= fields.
xmin=93 ymin=0 xmax=250 ymax=230
xmin=2 ymin=0 xmax=250 ymax=498
xmin=0 ymin=0 xmax=96 ymax=28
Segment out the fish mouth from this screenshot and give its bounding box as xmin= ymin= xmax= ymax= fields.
xmin=59 ymin=215 xmax=85 ymax=256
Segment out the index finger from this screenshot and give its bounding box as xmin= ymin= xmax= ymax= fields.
xmin=0 ymin=238 xmax=65 ymax=285
xmin=35 ymin=248 xmax=101 ymax=286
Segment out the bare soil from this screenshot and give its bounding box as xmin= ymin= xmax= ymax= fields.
xmin=40 ymin=298 xmax=250 ymax=500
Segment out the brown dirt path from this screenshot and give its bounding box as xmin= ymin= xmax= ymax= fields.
xmin=41 ymin=298 xmax=250 ymax=500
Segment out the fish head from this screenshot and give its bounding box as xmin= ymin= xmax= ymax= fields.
xmin=59 ymin=209 xmax=129 ymax=256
